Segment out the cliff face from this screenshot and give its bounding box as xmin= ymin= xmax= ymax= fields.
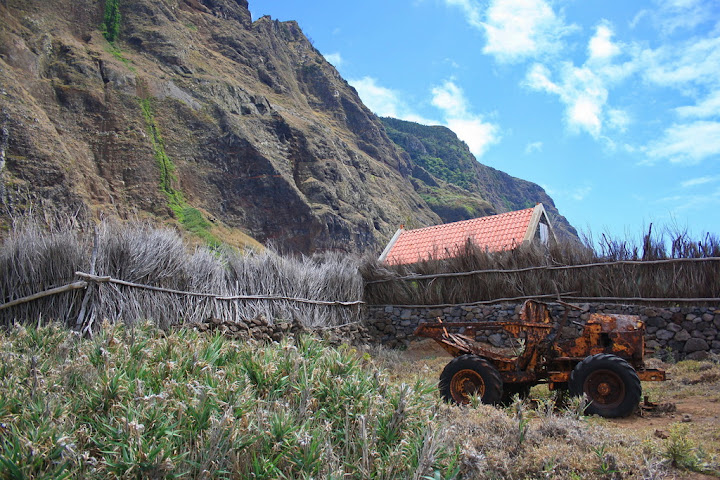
xmin=382 ymin=118 xmax=578 ymax=240
xmin=0 ymin=0 xmax=575 ymax=252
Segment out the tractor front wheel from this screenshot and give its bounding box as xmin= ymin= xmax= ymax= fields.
xmin=439 ymin=355 xmax=503 ymax=405
xmin=569 ymin=353 xmax=641 ymax=418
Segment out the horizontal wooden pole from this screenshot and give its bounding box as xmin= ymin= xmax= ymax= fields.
xmin=0 ymin=281 xmax=87 ymax=311
xmin=75 ymin=271 xmax=364 ymax=307
xmin=369 ymin=292 xmax=571 ymax=309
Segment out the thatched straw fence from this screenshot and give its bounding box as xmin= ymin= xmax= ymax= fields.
xmin=0 ymin=221 xmax=364 ymax=331
xmin=362 ymin=228 xmax=720 ymax=307
xmin=3 ymin=220 xmax=719 ymax=336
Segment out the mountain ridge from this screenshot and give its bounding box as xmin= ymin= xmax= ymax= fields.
xmin=380 ymin=117 xmax=577 ymax=239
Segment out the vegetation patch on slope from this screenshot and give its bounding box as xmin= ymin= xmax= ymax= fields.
xmin=139 ymin=98 xmax=222 ymax=247
xmin=101 ymin=0 xmax=121 ymax=43
xmin=382 ymin=117 xmax=477 ymax=191
xmin=0 ymin=323 xmax=460 ymax=479
xmin=3 ymin=323 xmax=718 ymax=479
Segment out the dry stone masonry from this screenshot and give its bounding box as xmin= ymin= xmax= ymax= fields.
xmin=195 ymin=315 xmax=372 ymax=345
xmin=366 ymin=303 xmax=720 ymax=360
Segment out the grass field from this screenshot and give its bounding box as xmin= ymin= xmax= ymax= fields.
xmin=0 ymin=324 xmax=718 ymax=479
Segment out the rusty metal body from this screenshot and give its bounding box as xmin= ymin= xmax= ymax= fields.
xmin=414 ymin=300 xmax=665 ymax=390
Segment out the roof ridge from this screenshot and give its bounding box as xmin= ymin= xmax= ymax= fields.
xmin=402 ymin=205 xmax=536 ymax=234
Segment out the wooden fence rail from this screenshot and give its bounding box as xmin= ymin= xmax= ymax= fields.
xmin=74 ymin=272 xmax=366 ymax=306
xmin=0 ymin=281 xmax=88 ymax=312
xmin=0 ymin=273 xmax=365 ymax=315
xmin=366 ymin=256 xmax=720 ymax=284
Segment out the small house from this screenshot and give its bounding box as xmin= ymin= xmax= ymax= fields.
xmin=379 ymin=203 xmax=554 ymax=265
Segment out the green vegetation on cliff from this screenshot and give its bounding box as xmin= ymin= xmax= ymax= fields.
xmin=380 ymin=116 xmax=579 ymax=239
xmin=382 ymin=117 xmax=476 ymax=191
xmin=102 ymin=0 xmax=121 ymax=43
xmin=139 ymin=98 xmax=220 ymax=246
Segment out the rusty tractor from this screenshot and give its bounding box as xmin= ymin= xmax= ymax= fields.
xmin=414 ymin=300 xmax=666 ymax=418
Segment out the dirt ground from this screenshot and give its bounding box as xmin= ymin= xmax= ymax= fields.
xmin=392 ymin=340 xmax=720 ymax=479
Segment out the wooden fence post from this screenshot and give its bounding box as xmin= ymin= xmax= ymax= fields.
xmin=74 ymin=226 xmax=99 ymax=332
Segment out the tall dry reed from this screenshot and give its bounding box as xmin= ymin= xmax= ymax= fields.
xmin=362 ymin=225 xmax=720 ymax=306
xmin=0 ymin=219 xmax=363 ymax=329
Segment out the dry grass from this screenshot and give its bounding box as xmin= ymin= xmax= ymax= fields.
xmin=0 ymin=219 xmax=363 ymax=330
xmin=643 ymin=356 xmax=720 ymax=401
xmin=0 ymin=219 xmax=88 ymax=327
xmin=370 ymin=343 xmax=720 ymax=479
xmin=363 ymin=226 xmax=720 ymax=306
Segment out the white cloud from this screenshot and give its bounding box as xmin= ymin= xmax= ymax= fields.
xmin=680 ymin=176 xmax=720 ymax=188
xmin=443 ymin=0 xmax=483 ymax=28
xmin=571 ymin=186 xmax=592 ymax=201
xmin=525 ymin=64 xmax=561 ymax=94
xmin=431 ymin=80 xmax=501 ymax=157
xmin=630 ymin=28 xmax=720 ymax=165
xmin=484 ymin=0 xmax=577 ymax=63
xmin=349 ymin=77 xmax=404 ymax=118
xmin=655 ymin=187 xmax=720 ymax=217
xmin=350 ymin=77 xmax=500 ymax=157
xmin=525 ymin=141 xmax=543 ymax=154
xmin=443 ymin=0 xmax=577 ymax=63
xmin=431 ymin=81 xmax=467 ymax=117
xmin=651 ymin=0 xmax=719 ymax=34
xmin=445 ymin=118 xmax=500 ymax=158
xmin=640 ymin=35 xmax=720 ymax=88
xmin=675 ymin=90 xmax=720 ymax=118
xmin=545 ymin=184 xmax=592 ymax=201
xmin=607 ymin=108 xmax=630 ymax=132
xmin=525 ymin=62 xmax=613 ymax=138
xmin=644 ymin=121 xmax=720 ymax=165
xmin=323 ymin=52 xmax=343 ymax=66
xmin=568 ymin=94 xmax=603 ymax=137
xmin=349 ymin=77 xmax=435 ymax=124
xmin=523 ymin=22 xmax=637 ymax=138
xmin=588 ymin=23 xmax=620 ymax=61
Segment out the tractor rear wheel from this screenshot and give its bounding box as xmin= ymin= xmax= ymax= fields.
xmin=569 ymin=353 xmax=641 ymax=418
xmin=439 ymin=354 xmax=503 ymax=405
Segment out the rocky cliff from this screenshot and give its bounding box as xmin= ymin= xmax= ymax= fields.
xmin=0 ymin=0 xmax=576 ymax=252
xmin=381 ymin=117 xmax=578 ymax=239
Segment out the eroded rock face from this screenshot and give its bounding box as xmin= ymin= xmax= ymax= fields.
xmin=0 ymin=0 xmax=574 ymax=252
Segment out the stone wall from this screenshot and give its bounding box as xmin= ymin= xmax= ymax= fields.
xmin=366 ymin=303 xmax=720 ymax=360
xmin=195 ymin=315 xmax=372 ymax=345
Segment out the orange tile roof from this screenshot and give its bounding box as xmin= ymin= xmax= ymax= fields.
xmin=384 ymin=206 xmax=536 ymax=265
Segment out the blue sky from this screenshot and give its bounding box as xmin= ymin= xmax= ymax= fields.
xmin=249 ymin=0 xmax=720 ymax=240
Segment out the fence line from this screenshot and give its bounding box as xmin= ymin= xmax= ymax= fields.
xmin=0 ymin=281 xmax=88 ymax=312
xmin=75 ymin=272 xmax=219 ymax=298
xmin=369 ymin=293 xmax=720 ymax=309
xmin=75 ymin=272 xmax=366 ymax=306
xmin=0 ymin=272 xmax=365 ymax=317
xmin=366 ymin=256 xmax=720 ymax=284
xmin=562 ymin=296 xmax=720 ymax=304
